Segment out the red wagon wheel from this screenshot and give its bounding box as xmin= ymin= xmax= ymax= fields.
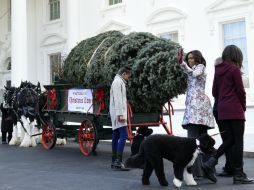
xmin=42 ymin=122 xmax=57 ymax=150
xmin=78 ymin=120 xmax=97 ymax=156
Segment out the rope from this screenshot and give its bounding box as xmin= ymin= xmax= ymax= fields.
xmin=87 ymin=37 xmax=110 ymax=67
xmin=104 ymin=43 xmax=113 ymax=62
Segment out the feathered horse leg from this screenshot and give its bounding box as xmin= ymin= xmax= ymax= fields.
xmin=9 ymin=124 xmax=18 ymax=145
xmin=20 ymin=115 xmax=32 ymax=147
xmin=29 ymin=119 xmax=37 ymax=147
xmin=18 ymin=122 xmax=25 ymax=144
xmin=33 ymin=119 xmax=42 ymax=144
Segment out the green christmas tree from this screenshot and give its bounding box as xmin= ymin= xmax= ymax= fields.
xmin=59 ymin=31 xmax=187 ymax=113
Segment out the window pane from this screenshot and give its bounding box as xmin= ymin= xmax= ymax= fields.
xmin=50 ymin=4 xmax=53 ymax=20
xmin=109 ymin=0 xmax=122 ymax=6
xmin=223 ymin=21 xmax=249 ymax=88
xmin=56 ymin=1 xmax=60 ymax=18
xmin=50 ymin=53 xmax=61 ymax=83
xmin=159 ymin=32 xmax=178 ymax=43
xmin=49 ymin=0 xmax=60 ymax=20
xmin=8 ymin=0 xmax=11 ymax=31
xmin=6 ymin=80 xmax=11 ymax=88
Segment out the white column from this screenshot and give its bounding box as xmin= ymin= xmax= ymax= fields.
xmin=66 ymin=0 xmax=80 ymax=53
xmin=11 ymin=0 xmax=28 ymax=87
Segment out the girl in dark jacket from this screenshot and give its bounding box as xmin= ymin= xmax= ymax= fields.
xmin=202 ymin=45 xmax=253 ymax=184
xmin=213 ymin=57 xmax=234 ymax=177
xmin=1 ymin=103 xmax=13 ymax=144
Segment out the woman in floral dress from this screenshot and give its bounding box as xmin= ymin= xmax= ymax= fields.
xmin=178 ymin=49 xmax=215 ymax=178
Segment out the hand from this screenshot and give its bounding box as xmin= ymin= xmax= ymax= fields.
xmin=118 ymin=115 xmax=126 ymax=123
xmin=177 ymin=48 xmax=183 ymax=64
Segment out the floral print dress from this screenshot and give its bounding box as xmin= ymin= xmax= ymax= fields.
xmin=180 ymin=62 xmax=215 ymax=129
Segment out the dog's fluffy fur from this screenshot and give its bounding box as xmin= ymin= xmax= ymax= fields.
xmin=125 ymin=134 xmax=215 ymax=188
xmin=131 ymin=127 xmax=153 ymax=156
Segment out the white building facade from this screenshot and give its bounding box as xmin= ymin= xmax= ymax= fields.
xmin=0 ymin=0 xmax=254 ymax=137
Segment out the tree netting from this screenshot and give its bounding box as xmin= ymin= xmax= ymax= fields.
xmin=59 ymin=31 xmax=187 ymax=112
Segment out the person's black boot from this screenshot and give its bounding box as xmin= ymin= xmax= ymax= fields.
xmin=2 ymin=141 xmax=7 ymax=144
xmin=217 ymin=170 xmax=233 ymax=177
xmin=233 ymin=168 xmax=253 ymax=184
xmin=112 ymin=154 xmax=130 ymax=171
xmin=111 ymin=155 xmax=117 ymax=169
xmin=202 ymin=157 xmax=218 ymax=183
xmin=142 ymin=177 xmax=150 ymax=185
xmin=217 ymin=166 xmax=234 ymax=177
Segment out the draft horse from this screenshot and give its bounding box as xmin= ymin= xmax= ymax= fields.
xmin=4 ymin=81 xmax=49 ymax=147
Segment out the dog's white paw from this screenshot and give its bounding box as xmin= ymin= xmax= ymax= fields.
xmin=183 ymin=167 xmax=197 ymax=186
xmin=173 ymin=178 xmax=182 ymax=188
xmin=184 ymin=172 xmax=197 ymax=186
xmin=185 ymin=179 xmax=197 ymax=186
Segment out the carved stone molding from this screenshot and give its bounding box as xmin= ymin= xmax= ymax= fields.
xmin=40 ymin=33 xmax=66 ymax=47
xmin=206 ymin=0 xmax=254 ymax=34
xmin=97 ymin=20 xmax=131 ymax=33
xmin=146 ymin=7 xmax=187 ymax=25
xmin=207 ymin=0 xmax=253 ymax=13
xmin=146 ymin=7 xmax=187 ymax=41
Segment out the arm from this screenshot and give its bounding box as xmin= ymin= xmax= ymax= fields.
xmin=212 ymin=74 xmax=218 ymax=98
xmin=179 ymin=61 xmax=192 ymax=74
xmin=112 ymin=80 xmax=125 ymax=117
xmin=180 ymin=63 xmax=205 ymax=77
xmin=232 ymin=68 xmax=246 ymax=111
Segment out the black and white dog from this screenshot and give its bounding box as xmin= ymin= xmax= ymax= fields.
xmin=125 ymin=134 xmax=215 ymax=188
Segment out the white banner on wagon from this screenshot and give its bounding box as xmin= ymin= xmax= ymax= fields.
xmin=68 ymin=89 xmax=93 ymax=113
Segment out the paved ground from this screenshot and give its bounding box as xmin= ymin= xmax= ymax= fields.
xmin=0 ymin=140 xmax=254 ymax=190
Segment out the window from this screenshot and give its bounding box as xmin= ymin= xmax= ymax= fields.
xmin=8 ymin=0 xmax=11 ymax=32
xmin=6 ymin=80 xmax=11 ymax=88
xmin=223 ymin=20 xmax=249 ymax=88
xmin=49 ymin=0 xmax=60 ymax=21
xmin=50 ymin=53 xmax=61 ymax=83
xmin=159 ymin=32 xmax=179 ymax=43
xmin=6 ymin=57 xmax=11 ymax=70
xmin=109 ymin=0 xmax=122 ymax=6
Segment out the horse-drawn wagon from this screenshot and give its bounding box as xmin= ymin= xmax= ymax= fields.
xmin=41 ymin=84 xmax=173 ymax=156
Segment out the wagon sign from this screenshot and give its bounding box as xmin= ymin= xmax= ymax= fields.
xmin=68 ymin=89 xmax=93 ymax=113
